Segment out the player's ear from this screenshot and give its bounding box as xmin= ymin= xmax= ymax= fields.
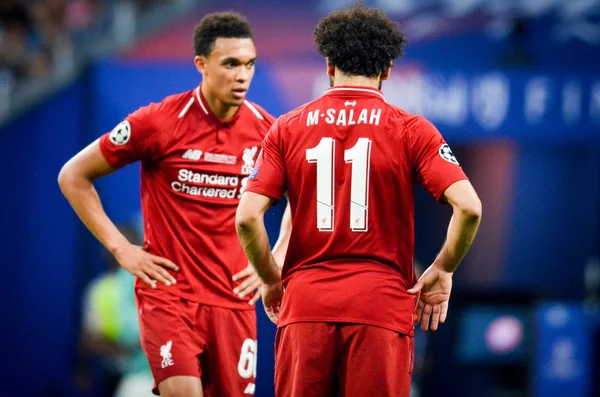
xmin=381 ymin=62 xmax=392 ymax=81
xmin=194 ymin=56 xmax=207 ymax=75
xmin=326 ymin=58 xmax=335 ymax=77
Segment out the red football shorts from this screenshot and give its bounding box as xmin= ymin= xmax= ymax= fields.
xmin=135 ymin=288 xmax=257 ymax=396
xmin=274 ymin=322 xmax=414 ymax=397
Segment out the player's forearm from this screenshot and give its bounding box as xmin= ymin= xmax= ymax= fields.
xmin=271 ymin=203 xmax=292 ymax=267
xmin=236 ymin=215 xmax=281 ymax=285
xmin=434 ymin=204 xmax=481 ymax=273
xmin=58 ymin=168 xmax=130 ymax=255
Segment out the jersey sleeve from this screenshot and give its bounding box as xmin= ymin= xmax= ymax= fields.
xmin=410 ymin=116 xmax=468 ymax=201
xmin=98 ymin=105 xmax=160 ymax=169
xmin=244 ymin=118 xmax=286 ymax=200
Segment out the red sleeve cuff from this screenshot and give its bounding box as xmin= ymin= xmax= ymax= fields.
xmin=244 ymin=186 xmax=282 ymax=203
xmin=98 ymin=135 xmax=128 ymax=169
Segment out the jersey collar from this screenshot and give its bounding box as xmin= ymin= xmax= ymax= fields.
xmin=195 ymin=84 xmax=242 ymax=127
xmin=323 ymin=85 xmax=386 ymax=102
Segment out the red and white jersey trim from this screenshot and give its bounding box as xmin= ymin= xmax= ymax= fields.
xmin=178 ymin=97 xmax=195 ymax=119
xmin=244 ymin=100 xmax=264 ymax=120
xmin=324 ymin=87 xmax=386 ymax=102
xmin=195 ymin=86 xmax=209 ymax=115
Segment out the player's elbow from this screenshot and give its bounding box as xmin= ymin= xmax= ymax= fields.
xmin=57 ymin=161 xmax=74 ymax=194
xmin=458 ymin=196 xmax=482 ymax=222
xmin=235 ymin=206 xmax=261 ymax=235
xmin=446 ymin=181 xmax=482 ymax=222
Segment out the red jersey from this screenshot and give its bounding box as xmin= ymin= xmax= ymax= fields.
xmin=246 ymin=86 xmax=468 ymax=334
xmin=99 ymin=85 xmax=274 ymax=310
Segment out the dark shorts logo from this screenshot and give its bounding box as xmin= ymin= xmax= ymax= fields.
xmin=439 ymin=143 xmax=459 ymax=165
xmin=109 ymin=120 xmax=131 ymax=146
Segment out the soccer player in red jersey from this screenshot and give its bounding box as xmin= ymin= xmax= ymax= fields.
xmin=59 ymin=12 xmax=290 ymax=397
xmin=236 ymin=5 xmax=482 ymax=397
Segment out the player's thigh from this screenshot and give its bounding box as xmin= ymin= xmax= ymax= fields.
xmin=135 ymin=289 xmax=206 ymax=391
xmin=203 ymin=307 xmax=257 ymax=397
xmin=338 ymin=324 xmax=413 ymax=397
xmin=275 ymin=322 xmax=337 ymax=397
xmin=158 ymin=375 xmax=203 ymax=397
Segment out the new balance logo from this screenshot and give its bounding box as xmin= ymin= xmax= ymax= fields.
xmin=182 ymin=149 xmax=203 ymax=160
xmin=243 ymin=383 xmax=255 ymax=395
xmin=344 ymin=100 xmax=356 ymax=106
xmin=160 ymin=341 xmax=174 ymax=368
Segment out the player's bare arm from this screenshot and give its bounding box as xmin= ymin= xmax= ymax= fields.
xmin=271 ymin=199 xmax=292 ymax=266
xmin=233 ymin=200 xmax=291 ymax=305
xmin=408 ymin=180 xmax=482 ymax=331
xmin=58 ymin=139 xmax=179 ymax=288
xmin=235 ymin=191 xmax=283 ymax=324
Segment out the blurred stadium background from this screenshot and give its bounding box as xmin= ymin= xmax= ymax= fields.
xmin=1 ymin=0 xmax=599 ymax=396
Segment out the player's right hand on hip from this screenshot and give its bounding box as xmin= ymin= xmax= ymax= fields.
xmin=262 ymin=281 xmax=283 ymax=324
xmin=114 ymin=244 xmax=179 ymax=288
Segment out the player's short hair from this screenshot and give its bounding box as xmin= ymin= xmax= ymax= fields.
xmin=314 ymin=4 xmax=407 ymax=78
xmin=193 ymin=12 xmax=253 ymax=57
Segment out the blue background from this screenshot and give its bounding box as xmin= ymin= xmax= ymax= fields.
xmin=1 ymin=0 xmax=600 ymax=393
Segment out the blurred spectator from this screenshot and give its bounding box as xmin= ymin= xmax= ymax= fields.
xmin=0 ymin=0 xmax=177 ymax=101
xmin=77 ymin=224 xmax=154 ymax=397
xmin=496 ymin=16 xmax=535 ymax=67
xmin=30 ymin=0 xmax=75 ymax=78
xmin=0 ymin=0 xmax=35 ymax=93
xmin=67 ymin=0 xmax=100 ymax=32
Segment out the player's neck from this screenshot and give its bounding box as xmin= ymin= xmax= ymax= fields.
xmin=331 ymin=72 xmax=381 ymax=90
xmin=201 ymin=84 xmax=240 ymax=121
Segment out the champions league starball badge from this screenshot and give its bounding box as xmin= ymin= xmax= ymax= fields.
xmin=439 ymin=143 xmax=459 ymax=165
xmin=109 ymin=120 xmax=131 ymax=146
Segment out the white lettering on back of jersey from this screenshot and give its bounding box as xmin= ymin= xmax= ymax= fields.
xmin=357 ymin=109 xmax=368 ymax=124
xmin=307 ymin=137 xmax=372 ymax=232
xmin=314 ymin=108 xmax=382 ymax=126
xmin=325 ymin=109 xmax=336 ymax=124
xmin=307 ymin=110 xmax=320 ymax=126
xmin=369 ymin=109 xmax=382 ymax=125
xmin=348 ymin=109 xmax=356 ymax=125
xmin=336 ymin=109 xmax=347 ymax=125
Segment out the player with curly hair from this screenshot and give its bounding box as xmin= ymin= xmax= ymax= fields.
xmin=236 ymin=4 xmax=482 ymax=397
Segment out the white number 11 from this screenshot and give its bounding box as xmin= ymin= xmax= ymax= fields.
xmin=305 ymin=137 xmax=372 ymax=232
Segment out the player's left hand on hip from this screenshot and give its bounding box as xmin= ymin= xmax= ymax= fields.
xmin=407 ymin=264 xmax=453 ymax=332
xmin=233 ymin=264 xmax=262 ymax=305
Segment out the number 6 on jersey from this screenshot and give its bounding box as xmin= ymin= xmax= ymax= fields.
xmin=306 ymin=137 xmax=372 ymax=232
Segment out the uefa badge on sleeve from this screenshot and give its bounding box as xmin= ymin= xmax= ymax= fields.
xmin=109 ymin=120 xmax=131 ymax=146
xmin=439 ymin=143 xmax=459 ymax=165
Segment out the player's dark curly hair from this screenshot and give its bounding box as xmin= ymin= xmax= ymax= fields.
xmin=193 ymin=12 xmax=253 ymax=57
xmin=314 ymin=4 xmax=407 ymax=78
